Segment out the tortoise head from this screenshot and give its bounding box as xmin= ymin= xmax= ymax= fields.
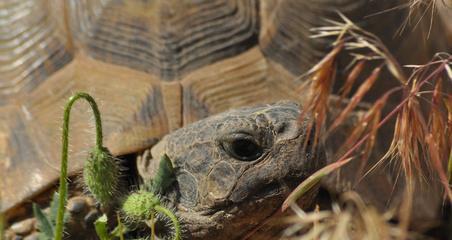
xmin=139 ymin=101 xmax=325 ymax=239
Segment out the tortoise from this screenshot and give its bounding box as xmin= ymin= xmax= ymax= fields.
xmin=0 ymin=0 xmax=449 ymax=238
xmin=6 ymin=101 xmax=326 ymax=239
xmin=136 ymin=101 xmax=325 ymax=239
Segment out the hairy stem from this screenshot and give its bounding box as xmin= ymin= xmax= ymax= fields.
xmin=154 ymin=205 xmax=181 ymax=240
xmin=55 ymin=92 xmax=103 ymax=240
xmin=117 ymin=213 xmax=124 ymax=240
xmin=150 ymin=213 xmax=156 ymax=240
xmin=0 ymin=211 xmax=4 ymax=240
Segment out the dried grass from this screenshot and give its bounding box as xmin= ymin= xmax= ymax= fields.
xmin=382 ymin=58 xmax=451 ymax=186
xmin=297 ymin=43 xmax=342 ymax=153
xmin=280 ymin=192 xmax=425 ymax=240
xmin=284 ymin=11 xmax=451 ymax=240
xmin=402 ymin=0 xmax=440 ymax=37
xmin=291 ymin=11 xmax=451 ymax=202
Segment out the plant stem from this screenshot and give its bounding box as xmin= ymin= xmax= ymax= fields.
xmin=117 ymin=213 xmax=124 ymax=240
xmin=55 ymin=92 xmax=103 ymax=240
xmin=154 ymin=205 xmax=181 ymax=240
xmin=0 ymin=212 xmax=4 ymax=240
xmin=448 ymin=149 xmax=452 ymax=185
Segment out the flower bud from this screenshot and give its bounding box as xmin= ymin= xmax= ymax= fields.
xmin=122 ymin=190 xmax=159 ymax=222
xmin=83 ymin=147 xmax=120 ymax=208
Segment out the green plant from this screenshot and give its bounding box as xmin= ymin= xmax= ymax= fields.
xmin=147 ymin=154 xmax=176 ymax=195
xmin=33 ymin=190 xmax=68 ymax=240
xmin=83 ymin=146 xmax=121 ymax=208
xmin=94 ymin=214 xmax=111 ymax=240
xmin=120 ymin=154 xmax=180 ymax=240
xmin=90 ymin=154 xmax=180 ymax=240
xmin=54 ymin=93 xmax=181 ymax=239
xmin=0 ymin=211 xmax=4 ymax=240
xmin=94 ymin=213 xmax=128 ymax=240
xmin=121 ymin=192 xmax=180 ymax=240
xmin=55 ymin=92 xmax=113 ymax=240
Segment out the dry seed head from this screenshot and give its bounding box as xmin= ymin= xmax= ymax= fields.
xmin=311 ymin=12 xmax=406 ymax=83
xmin=299 ymin=43 xmax=341 ymax=150
xmin=328 ymin=67 xmax=381 ymax=134
xmin=340 ymin=60 xmax=366 ymax=99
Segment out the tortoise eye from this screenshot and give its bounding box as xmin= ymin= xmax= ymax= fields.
xmin=222 ymin=134 xmax=263 ymax=161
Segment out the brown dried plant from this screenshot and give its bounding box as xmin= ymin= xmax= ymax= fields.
xmin=366 ymin=0 xmax=445 ymax=38
xmin=382 ymin=59 xmax=451 ymax=186
xmin=286 ymin=12 xmax=451 ymax=217
xmin=280 ymin=192 xmax=424 ymax=240
xmin=296 ymin=43 xmax=342 ymax=153
xmin=401 ymin=0 xmax=442 ymax=37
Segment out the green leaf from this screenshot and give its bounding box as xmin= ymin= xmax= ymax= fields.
xmin=33 ymin=203 xmax=54 ymax=240
xmin=49 ymin=186 xmax=68 ymax=225
xmin=151 ymin=154 xmax=176 ymax=194
xmin=110 ymin=214 xmax=128 ymax=240
xmin=49 ymin=192 xmax=59 ymax=224
xmin=94 ymin=214 xmax=111 ymax=240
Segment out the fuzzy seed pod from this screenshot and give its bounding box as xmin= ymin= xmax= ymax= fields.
xmin=83 ymin=146 xmax=120 ymax=208
xmin=121 ymin=190 xmax=160 ymax=222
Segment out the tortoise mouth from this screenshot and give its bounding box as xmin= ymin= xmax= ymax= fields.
xmin=249 ymin=180 xmax=285 ymax=200
xmin=203 ymin=180 xmax=286 ymax=215
xmin=177 ymin=182 xmax=287 ymax=239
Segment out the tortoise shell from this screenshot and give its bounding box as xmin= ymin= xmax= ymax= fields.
xmin=0 ymin=0 xmax=446 ymax=214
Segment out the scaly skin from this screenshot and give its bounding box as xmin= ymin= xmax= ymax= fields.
xmin=138 ymin=101 xmax=326 ymax=239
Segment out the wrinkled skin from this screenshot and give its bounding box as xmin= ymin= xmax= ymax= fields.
xmin=138 ymin=101 xmax=326 ymax=239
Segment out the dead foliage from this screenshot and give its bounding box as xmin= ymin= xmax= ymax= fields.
xmin=284 ymin=12 xmax=451 ymax=239
xmin=280 ymin=192 xmax=425 ymax=240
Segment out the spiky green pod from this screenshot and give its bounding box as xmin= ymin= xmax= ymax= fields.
xmin=84 ymin=146 xmax=121 ymax=208
xmin=122 ymin=155 xmax=181 ymax=239
xmin=122 ymin=191 xmax=160 ymax=222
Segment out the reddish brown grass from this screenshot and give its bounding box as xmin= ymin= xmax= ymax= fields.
xmin=285 ymin=14 xmax=451 ymax=240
